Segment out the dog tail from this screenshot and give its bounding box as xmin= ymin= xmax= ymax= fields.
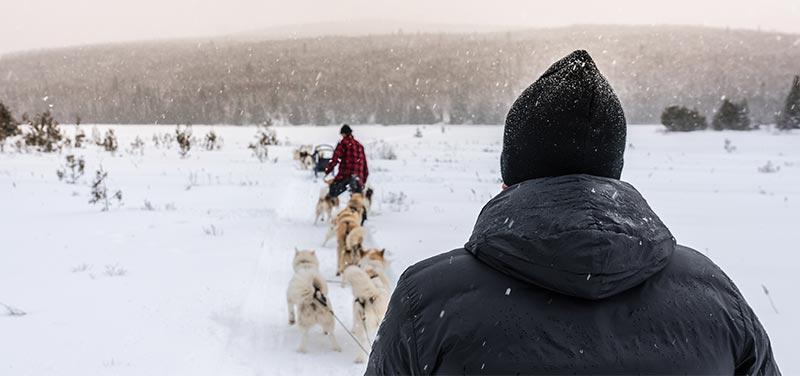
xmin=291 ymin=270 xmax=328 ymax=305
xmin=343 ymin=266 xmax=381 ymax=299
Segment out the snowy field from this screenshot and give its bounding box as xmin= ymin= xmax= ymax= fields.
xmin=1 ymin=124 xmax=798 ymax=374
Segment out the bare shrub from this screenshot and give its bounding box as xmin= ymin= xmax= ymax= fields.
xmin=102 ymin=129 xmax=119 ymax=153
xmin=368 ymin=140 xmax=397 ymax=160
xmin=104 ymin=264 xmax=127 ymax=277
xmin=0 ymin=302 xmax=26 ymax=316
xmin=203 ymin=224 xmax=223 ymax=236
xmin=89 ymin=166 xmax=123 ymax=211
xmin=248 ymin=124 xmax=277 ymax=162
xmin=57 ymin=154 xmax=86 ymax=184
xmin=204 ymin=129 xmax=223 ymax=150
xmin=758 ymin=161 xmax=780 ymax=173
xmin=176 ymin=124 xmax=192 ymax=158
xmin=129 ymin=136 xmax=145 ymax=155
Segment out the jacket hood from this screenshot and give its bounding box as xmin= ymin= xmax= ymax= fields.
xmin=465 ymin=174 xmax=675 ymax=300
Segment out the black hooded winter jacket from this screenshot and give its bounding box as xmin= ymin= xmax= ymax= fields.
xmin=365 ymin=175 xmax=779 ymax=374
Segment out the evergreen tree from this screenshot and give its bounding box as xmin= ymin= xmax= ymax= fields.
xmin=777 ymin=75 xmax=800 ymax=130
xmin=712 ymin=98 xmax=751 ymax=131
xmin=661 ymin=105 xmax=708 ymax=132
xmin=0 ymin=101 xmax=19 ymax=142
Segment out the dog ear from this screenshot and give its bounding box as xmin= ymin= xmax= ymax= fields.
xmin=311 ymin=250 xmax=316 ymax=255
xmin=360 ymin=248 xmax=368 ymax=257
xmin=380 ymin=248 xmax=385 ymax=256
xmin=294 ymin=248 xmax=299 ymax=254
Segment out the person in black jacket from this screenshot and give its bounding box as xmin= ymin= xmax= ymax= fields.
xmin=365 ymin=50 xmax=779 ymax=375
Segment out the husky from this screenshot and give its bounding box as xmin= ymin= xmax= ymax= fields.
xmin=336 ymin=211 xmax=361 ymax=275
xmin=358 ymin=248 xmax=390 ymax=293
xmin=293 ymin=145 xmax=315 ymax=170
xmin=340 ymin=226 xmax=367 ymax=286
xmin=347 ymin=193 xmax=366 ymax=219
xmin=344 ymin=265 xmax=390 ymax=363
xmin=286 ymin=249 xmax=341 ymax=353
xmin=315 ymin=186 xmax=339 ymax=225
xmin=363 ymin=185 xmax=374 ymax=213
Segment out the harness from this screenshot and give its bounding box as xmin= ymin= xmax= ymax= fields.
xmin=311 ymin=285 xmax=370 ymax=355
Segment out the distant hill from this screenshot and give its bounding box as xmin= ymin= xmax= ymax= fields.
xmin=1 ymin=24 xmax=799 ymax=125
xmin=231 ymin=19 xmax=517 ymax=41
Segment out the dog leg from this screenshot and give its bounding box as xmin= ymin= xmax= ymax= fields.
xmin=288 ymin=300 xmax=296 ymax=325
xmin=324 ymin=319 xmax=342 ymax=352
xmin=297 ymin=326 xmax=310 ymax=353
xmin=353 ymin=310 xmax=368 ymax=363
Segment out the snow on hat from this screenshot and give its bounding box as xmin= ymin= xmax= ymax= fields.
xmin=501 ymin=50 xmax=627 ymax=185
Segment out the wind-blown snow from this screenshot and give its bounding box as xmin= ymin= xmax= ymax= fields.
xmin=0 ymin=124 xmax=797 ymax=374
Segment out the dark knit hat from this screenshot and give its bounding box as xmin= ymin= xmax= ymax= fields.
xmin=340 ymin=124 xmax=352 ymax=135
xmin=501 ymin=50 xmax=627 ymax=186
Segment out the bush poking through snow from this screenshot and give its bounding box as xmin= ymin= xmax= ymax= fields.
xmin=89 ymin=166 xmax=122 ymax=211
xmin=204 ymin=130 xmax=223 ymax=150
xmin=104 ymin=264 xmax=127 ymax=277
xmin=176 ymin=125 xmax=192 ymax=158
xmin=723 ymin=139 xmax=737 ymax=153
xmin=102 ymin=129 xmax=119 ymax=153
xmin=757 ymin=161 xmax=780 ymax=173
xmin=203 ymin=224 xmax=223 ymax=236
xmin=368 ymin=140 xmax=398 ymax=160
xmin=0 ymin=302 xmax=26 ymax=317
xmin=414 ymin=128 xmax=423 ymax=138
xmin=152 ymin=132 xmax=175 ymax=149
xmin=248 ymin=125 xmax=277 ymax=162
xmin=57 ymin=154 xmax=86 ymax=184
xmin=382 ymin=191 xmax=410 ymax=212
xmin=129 ymin=136 xmax=145 ymax=155
xmin=23 ymin=110 xmax=63 ymax=152
xmin=91 ymin=126 xmax=102 ymax=146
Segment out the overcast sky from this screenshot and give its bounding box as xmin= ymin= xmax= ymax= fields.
xmin=1 ymin=0 xmax=799 ymax=54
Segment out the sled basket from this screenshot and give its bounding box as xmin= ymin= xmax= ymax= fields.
xmin=313 ymin=144 xmax=335 ymax=176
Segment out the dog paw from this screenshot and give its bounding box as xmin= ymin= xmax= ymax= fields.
xmin=355 ymin=356 xmax=366 ymax=364
xmin=333 ymin=346 xmax=342 ymax=352
xmin=288 ymin=319 xmax=295 ymax=326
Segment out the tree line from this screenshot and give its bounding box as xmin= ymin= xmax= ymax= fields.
xmin=1 ymin=25 xmax=800 ymax=126
xmin=662 ymin=75 xmax=800 ymax=131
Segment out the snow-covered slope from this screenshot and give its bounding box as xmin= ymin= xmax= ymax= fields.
xmin=1 ymin=124 xmax=797 ymax=374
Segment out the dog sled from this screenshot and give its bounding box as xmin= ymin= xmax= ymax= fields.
xmin=312 ymin=144 xmax=335 ymax=177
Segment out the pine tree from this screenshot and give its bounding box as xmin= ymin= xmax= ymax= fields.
xmin=661 ymin=105 xmax=708 ymax=132
xmin=0 ymin=101 xmax=19 ymax=142
xmin=777 ymin=75 xmax=800 ymax=130
xmin=712 ymin=98 xmax=751 ymax=131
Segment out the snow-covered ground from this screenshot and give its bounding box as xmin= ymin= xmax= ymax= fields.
xmin=1 ymin=124 xmax=798 ymax=374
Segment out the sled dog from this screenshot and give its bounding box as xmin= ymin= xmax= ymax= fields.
xmin=315 ymin=186 xmax=339 ymax=224
xmin=358 ymin=248 xmax=390 ymax=292
xmin=286 ymin=249 xmax=341 ymax=353
xmin=344 ymin=265 xmax=390 ymax=363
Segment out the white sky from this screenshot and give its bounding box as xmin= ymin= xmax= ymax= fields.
xmin=1 ymin=0 xmax=799 ymax=54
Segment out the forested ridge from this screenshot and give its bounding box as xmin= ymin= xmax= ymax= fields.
xmin=1 ymin=25 xmax=799 ymax=125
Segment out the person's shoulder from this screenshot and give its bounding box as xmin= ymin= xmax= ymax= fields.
xmin=397 ymin=248 xmax=488 ymax=298
xmin=661 ymin=244 xmax=743 ymax=297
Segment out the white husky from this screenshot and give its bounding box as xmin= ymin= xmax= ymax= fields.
xmin=343 ymin=265 xmax=389 ymax=363
xmin=286 ymin=249 xmax=341 ymax=353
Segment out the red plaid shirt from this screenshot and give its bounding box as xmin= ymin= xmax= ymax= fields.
xmin=325 ymin=135 xmax=369 ymax=184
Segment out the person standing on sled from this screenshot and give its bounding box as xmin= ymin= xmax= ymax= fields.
xmin=325 ymin=124 xmax=369 ymax=221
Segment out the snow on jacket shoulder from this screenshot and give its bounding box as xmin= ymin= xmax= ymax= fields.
xmin=366 ymin=174 xmax=779 ymax=375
